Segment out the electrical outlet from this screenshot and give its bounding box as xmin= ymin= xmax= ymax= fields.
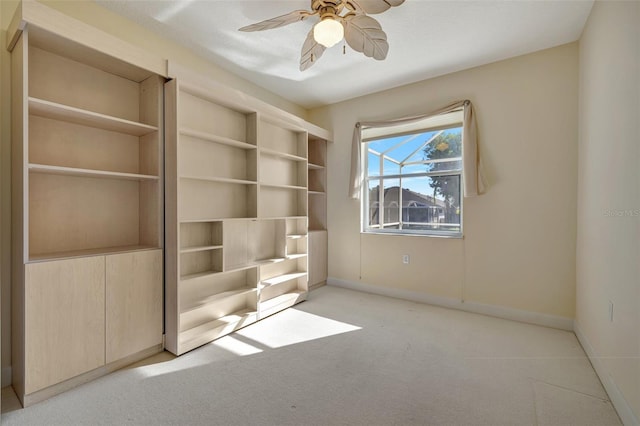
xmin=609 ymin=301 xmax=614 ymax=322
xmin=402 ymin=254 xmax=410 ymax=264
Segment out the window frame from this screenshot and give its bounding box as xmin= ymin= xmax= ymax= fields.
xmin=361 ymin=121 xmax=464 ymax=238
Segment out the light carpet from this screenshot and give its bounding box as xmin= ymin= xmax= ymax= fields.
xmin=1 ymin=286 xmax=621 ymax=425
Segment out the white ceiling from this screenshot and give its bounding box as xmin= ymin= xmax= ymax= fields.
xmin=95 ymin=0 xmax=594 ymax=109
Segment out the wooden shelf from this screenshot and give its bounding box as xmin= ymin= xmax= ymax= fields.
xmin=308 ymin=163 xmax=325 ymax=170
xmin=29 ymin=97 xmax=158 ymax=136
xmin=261 ymin=272 xmax=307 ymax=287
xmin=180 ymin=270 xmax=225 ymax=282
xmin=179 ymin=308 xmax=258 ymax=347
xmin=308 ymin=190 xmax=325 ymax=196
xmin=260 ymin=183 xmax=307 ymax=191
xmin=29 ymin=245 xmax=160 ymax=262
xmin=29 ymin=163 xmax=159 ymax=181
xmin=180 ymin=217 xmax=257 ymax=224
xmin=228 ymin=255 xmax=307 ymax=273
xmin=181 ymin=288 xmax=256 ymax=314
xmin=260 ymin=147 xmax=306 ymax=162
xmin=180 ymin=128 xmax=257 ymax=150
xmin=286 ymin=234 xmax=307 ymax=239
xmin=286 ymin=253 xmax=307 ymax=260
xmin=259 ymin=291 xmax=306 ymax=316
xmin=180 ymin=245 xmax=223 ymax=254
xmin=181 ymin=175 xmax=257 ymax=185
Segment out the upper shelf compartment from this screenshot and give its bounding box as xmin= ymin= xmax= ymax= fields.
xmin=10 ymin=2 xmax=166 ymax=82
xmin=29 ymin=98 xmax=158 ymax=137
xmin=259 ymin=117 xmax=307 ymax=159
xmin=178 ymin=84 xmax=258 ymax=148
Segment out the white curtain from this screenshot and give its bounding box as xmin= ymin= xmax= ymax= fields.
xmin=349 ymin=100 xmax=487 ymax=199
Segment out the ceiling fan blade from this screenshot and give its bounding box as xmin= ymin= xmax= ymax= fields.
xmin=347 ymin=0 xmax=405 ymax=15
xmin=300 ymin=28 xmax=326 ymax=71
xmin=239 ymin=10 xmax=314 ymax=32
xmin=344 ymin=15 xmax=389 ymax=60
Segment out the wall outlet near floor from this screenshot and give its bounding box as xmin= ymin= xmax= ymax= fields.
xmin=402 ymin=254 xmax=410 ymax=264
xmin=608 ymin=300 xmax=614 ymax=322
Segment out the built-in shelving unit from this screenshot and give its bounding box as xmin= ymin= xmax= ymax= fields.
xmin=307 ymin=135 xmax=328 ymax=289
xmin=9 ymin=1 xmax=166 ymax=407
xmin=164 ymin=74 xmax=331 ymax=355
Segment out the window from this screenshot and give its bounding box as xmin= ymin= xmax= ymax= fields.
xmin=362 ymin=115 xmax=463 ymax=237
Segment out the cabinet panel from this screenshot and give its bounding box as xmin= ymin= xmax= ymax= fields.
xmin=24 ymin=257 xmax=105 ymax=394
xmin=308 ymin=230 xmax=328 ymax=287
xmin=106 ymin=250 xmax=163 ymax=363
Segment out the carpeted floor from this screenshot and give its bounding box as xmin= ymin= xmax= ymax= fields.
xmin=1 ymin=285 xmax=621 ymax=425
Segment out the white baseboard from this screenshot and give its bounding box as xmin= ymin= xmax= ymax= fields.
xmin=2 ymin=366 xmax=12 ymax=388
xmin=327 ymin=277 xmax=574 ymax=331
xmin=574 ymin=321 xmax=639 ymax=426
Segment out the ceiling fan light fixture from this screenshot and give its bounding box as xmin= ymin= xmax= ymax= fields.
xmin=313 ymin=17 xmax=344 ymax=48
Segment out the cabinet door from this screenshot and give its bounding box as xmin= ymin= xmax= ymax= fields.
xmin=106 ymin=250 xmax=162 ymax=363
xmin=308 ymin=230 xmax=327 ymax=287
xmin=24 ymin=257 xmax=105 ymax=394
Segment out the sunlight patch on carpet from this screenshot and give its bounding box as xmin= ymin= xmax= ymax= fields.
xmin=235 ymin=308 xmax=361 ymax=349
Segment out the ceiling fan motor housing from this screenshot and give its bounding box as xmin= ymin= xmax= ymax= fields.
xmin=312 ymin=0 xmax=345 ymax=18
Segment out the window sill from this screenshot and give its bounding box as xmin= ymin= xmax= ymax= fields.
xmin=361 ymin=230 xmax=463 ymax=239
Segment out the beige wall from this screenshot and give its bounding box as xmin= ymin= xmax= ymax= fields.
xmin=576 ymin=1 xmax=640 ymax=423
xmin=310 ymin=43 xmax=579 ymax=320
xmin=0 ymin=0 xmax=308 ymax=385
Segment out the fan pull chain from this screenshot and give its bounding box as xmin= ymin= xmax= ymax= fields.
xmin=343 ymin=40 xmax=346 ymax=55
xmin=311 ymin=53 xmax=315 ymax=63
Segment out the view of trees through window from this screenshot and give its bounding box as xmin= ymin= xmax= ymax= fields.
xmin=364 ymin=126 xmax=463 ymax=235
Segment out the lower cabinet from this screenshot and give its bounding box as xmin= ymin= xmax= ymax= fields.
xmin=106 ymin=250 xmax=163 ymax=363
xmin=24 ymin=257 xmax=106 ymax=394
xmin=21 ymin=249 xmax=163 ymax=401
xmin=308 ymin=230 xmax=327 ymax=288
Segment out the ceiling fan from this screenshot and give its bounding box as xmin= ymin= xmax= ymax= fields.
xmin=239 ymin=0 xmax=405 ymax=71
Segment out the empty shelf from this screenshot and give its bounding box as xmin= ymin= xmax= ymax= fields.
xmin=180 ymin=245 xmax=223 ymax=254
xmin=261 ymin=272 xmax=307 ymax=287
xmin=181 ymin=175 xmax=257 ymax=185
xmin=179 ymin=308 xmax=257 ymax=347
xmin=29 ymin=97 xmax=158 ymax=136
xmin=180 ymin=288 xmax=256 ymax=314
xmin=260 ymin=148 xmax=306 ymax=162
xmin=29 ymin=164 xmax=159 ymax=181
xmin=180 ymin=127 xmax=257 ymax=150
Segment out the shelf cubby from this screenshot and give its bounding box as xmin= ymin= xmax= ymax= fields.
xmin=180 ymin=221 xmax=223 ymax=252
xmin=28 ymin=173 xmax=159 ymax=260
xmin=286 ymin=234 xmax=307 ymax=258
xmin=180 ymin=248 xmax=223 ymax=279
xmin=259 ymin=151 xmax=307 ymax=188
xmin=308 ymin=135 xmax=327 ymax=168
xmin=259 ymin=118 xmax=307 ymax=159
xmin=178 ymin=89 xmax=257 ymax=146
xmin=223 ymin=219 xmax=286 ymax=271
xmin=180 ymin=132 xmax=257 ymax=183
xmin=179 ymin=179 xmax=257 ymax=220
xmin=308 ymin=167 xmax=326 ymax=193
xmin=259 ymin=186 xmax=307 ymax=218
xmin=259 ymin=257 xmax=308 ymax=317
xmin=180 ymin=268 xmax=258 ymax=313
xmin=179 ymin=308 xmax=258 ymax=352
xmin=29 ymin=114 xmax=159 ymax=177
